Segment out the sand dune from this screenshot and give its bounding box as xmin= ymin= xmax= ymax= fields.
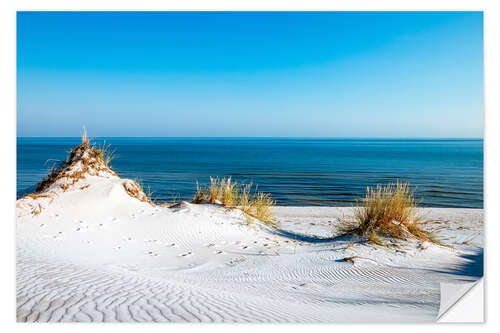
xmin=16 ymin=144 xmax=483 ymax=322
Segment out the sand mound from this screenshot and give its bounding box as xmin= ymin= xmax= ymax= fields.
xmin=34 ymin=141 xmax=117 ymax=192
xmin=17 ymin=141 xmax=153 ymax=216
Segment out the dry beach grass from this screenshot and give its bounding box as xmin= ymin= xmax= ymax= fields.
xmin=338 ymin=181 xmax=440 ymax=246
xmin=33 ymin=135 xmax=118 ymax=193
xmin=192 ymin=177 xmax=277 ymax=227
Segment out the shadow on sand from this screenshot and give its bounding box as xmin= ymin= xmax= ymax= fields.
xmin=421 ymin=247 xmax=483 ymax=282
xmin=269 ymin=227 xmax=347 ymax=244
xmin=445 ymin=248 xmax=483 ymax=279
xmin=270 ymin=226 xmax=483 ymax=281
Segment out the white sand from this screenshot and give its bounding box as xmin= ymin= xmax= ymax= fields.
xmin=16 ymin=158 xmax=483 ymax=322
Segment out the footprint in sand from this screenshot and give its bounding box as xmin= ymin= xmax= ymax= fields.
xmin=227 ymin=257 xmax=247 ymax=266
xmin=76 ymin=220 xmax=90 ymax=230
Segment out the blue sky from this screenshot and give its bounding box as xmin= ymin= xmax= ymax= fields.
xmin=17 ymin=11 xmax=483 ymax=137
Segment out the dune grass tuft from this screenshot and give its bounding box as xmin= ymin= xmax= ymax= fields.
xmin=94 ymin=142 xmax=116 ymax=167
xmin=339 ymin=181 xmax=439 ymax=246
xmin=81 ymin=126 xmax=88 ymax=145
xmin=32 ymin=133 xmax=118 ymax=194
xmin=193 ymin=177 xmax=277 ymax=227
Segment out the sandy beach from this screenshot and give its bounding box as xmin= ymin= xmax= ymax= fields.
xmin=15 ymin=145 xmax=483 ymax=322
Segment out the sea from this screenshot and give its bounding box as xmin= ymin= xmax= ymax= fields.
xmin=16 ymin=138 xmax=483 ymax=208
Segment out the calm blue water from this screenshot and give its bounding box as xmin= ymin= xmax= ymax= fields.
xmin=16 ymin=138 xmax=483 ymax=208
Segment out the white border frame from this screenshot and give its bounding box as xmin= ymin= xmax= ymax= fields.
xmin=3 ymin=1 xmax=498 ymax=331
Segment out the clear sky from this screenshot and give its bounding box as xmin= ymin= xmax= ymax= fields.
xmin=17 ymin=11 xmax=483 ymax=138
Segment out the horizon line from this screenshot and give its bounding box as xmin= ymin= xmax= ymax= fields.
xmin=16 ymin=136 xmax=484 ymax=140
